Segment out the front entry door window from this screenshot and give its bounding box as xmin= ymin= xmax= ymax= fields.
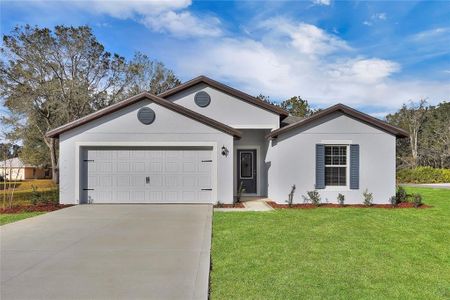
xmin=237 ymin=149 xmax=257 ymax=194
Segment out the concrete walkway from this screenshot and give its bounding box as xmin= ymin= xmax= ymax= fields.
xmin=1 ymin=204 xmax=212 ymax=300
xmin=214 ymin=198 xmax=274 ymax=212
xmin=400 ymin=183 xmax=450 ymax=189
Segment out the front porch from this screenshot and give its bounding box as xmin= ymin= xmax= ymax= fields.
xmin=233 ymin=129 xmax=271 ymax=198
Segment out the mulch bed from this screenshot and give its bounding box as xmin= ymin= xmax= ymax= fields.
xmin=267 ymin=201 xmax=431 ymax=209
xmin=214 ymin=203 xmax=246 ymax=208
xmin=0 ymin=204 xmax=73 ymax=214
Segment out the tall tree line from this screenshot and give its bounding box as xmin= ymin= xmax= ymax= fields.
xmin=386 ymin=101 xmax=449 ymax=169
xmin=1 ymin=25 xmax=180 ymax=182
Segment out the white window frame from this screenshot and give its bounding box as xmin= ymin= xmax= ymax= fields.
xmin=324 ymin=144 xmax=350 ymax=191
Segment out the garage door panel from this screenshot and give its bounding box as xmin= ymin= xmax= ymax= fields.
xmin=132 ymin=162 xmax=146 ymax=172
xmin=117 ymin=175 xmax=130 ymax=186
xmin=85 ymin=147 xmax=213 ymax=204
xmin=164 ymin=191 xmax=179 ymax=202
xmin=183 ymin=176 xmax=196 ymax=187
xmin=198 ymin=191 xmax=212 ymax=203
xmin=165 ymin=175 xmax=181 ymax=187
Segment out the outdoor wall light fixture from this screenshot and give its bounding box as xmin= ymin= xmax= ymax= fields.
xmin=221 ymin=145 xmax=229 ymax=157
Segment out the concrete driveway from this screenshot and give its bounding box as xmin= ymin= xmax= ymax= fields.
xmin=1 ymin=204 xmax=212 ymax=300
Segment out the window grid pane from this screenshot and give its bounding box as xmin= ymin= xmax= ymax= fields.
xmin=324 ymin=145 xmax=347 ymax=186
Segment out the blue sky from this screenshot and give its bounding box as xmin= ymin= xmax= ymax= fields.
xmin=1 ymin=0 xmax=449 ymax=118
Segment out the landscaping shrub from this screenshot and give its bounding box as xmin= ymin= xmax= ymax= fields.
xmin=235 ymin=181 xmax=245 ymax=205
xmin=302 ymin=190 xmax=321 ymax=206
xmin=412 ymin=193 xmax=423 ymax=208
xmin=397 ymin=167 xmax=450 ymax=183
xmin=396 ymin=186 xmax=408 ymax=203
xmin=362 ymin=189 xmax=373 ymax=206
xmin=286 ymin=185 xmax=296 ymax=207
xmin=389 ymin=196 xmax=397 ymax=207
xmin=337 ymin=193 xmax=345 ymax=206
xmin=8 ymin=189 xmax=58 ymax=204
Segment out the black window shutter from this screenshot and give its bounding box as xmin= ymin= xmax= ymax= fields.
xmin=350 ymin=144 xmax=360 ymax=189
xmin=315 ymin=144 xmax=325 ymax=189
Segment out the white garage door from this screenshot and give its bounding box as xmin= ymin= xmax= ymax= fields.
xmin=82 ymin=147 xmax=213 ymax=204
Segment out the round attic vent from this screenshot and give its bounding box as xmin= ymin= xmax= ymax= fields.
xmin=137 ymin=107 xmax=155 ymax=125
xmin=194 ymin=91 xmax=211 ymax=107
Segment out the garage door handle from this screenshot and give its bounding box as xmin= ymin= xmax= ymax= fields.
xmin=146 ymin=176 xmax=150 ymax=184
xmin=201 ymin=188 xmax=212 ymax=191
xmin=201 ymin=160 xmax=212 ymax=162
xmin=83 ymin=188 xmax=94 ymax=191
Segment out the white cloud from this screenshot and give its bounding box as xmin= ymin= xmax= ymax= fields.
xmin=87 ymin=0 xmax=191 ymax=19
xmin=364 ymin=12 xmax=387 ymax=26
xmin=411 ymin=27 xmax=450 ymax=41
xmin=260 ymin=19 xmax=350 ymax=56
xmin=312 ymin=0 xmax=331 ymax=6
xmin=142 ymin=10 xmax=222 ymax=38
xmin=329 ymin=58 xmax=400 ymax=84
xmin=23 ymin=0 xmax=222 ymax=38
xmin=173 ymin=20 xmax=449 ymax=114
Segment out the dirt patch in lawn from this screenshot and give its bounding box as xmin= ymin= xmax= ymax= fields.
xmin=0 ymin=204 xmax=73 ymax=214
xmin=214 ymin=203 xmax=246 ymax=208
xmin=266 ymin=202 xmax=431 ymax=209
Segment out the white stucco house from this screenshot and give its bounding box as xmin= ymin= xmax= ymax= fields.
xmin=0 ymin=157 xmax=52 ymax=180
xmin=46 ymin=76 xmax=407 ymax=205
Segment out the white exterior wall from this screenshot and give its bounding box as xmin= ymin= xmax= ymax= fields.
xmin=233 ymin=129 xmax=270 ymax=196
xmin=0 ymin=168 xmax=25 ymax=180
xmin=166 ymin=83 xmax=280 ymax=129
xmin=267 ymin=112 xmax=396 ymax=204
xmin=59 ymin=99 xmax=234 ymax=204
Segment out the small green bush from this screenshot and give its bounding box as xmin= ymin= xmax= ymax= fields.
xmin=363 ymin=189 xmax=373 ymax=206
xmin=412 ymin=193 xmax=423 ymax=208
xmin=337 ymin=193 xmax=345 ymax=206
xmin=396 ymin=186 xmax=408 ymax=203
xmin=302 ymin=190 xmax=321 ymax=206
xmin=397 ymin=167 xmax=450 ymax=183
xmin=389 ymin=196 xmax=397 ymax=207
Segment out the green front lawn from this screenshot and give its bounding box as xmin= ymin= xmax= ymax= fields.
xmin=0 ymin=212 xmax=44 ymax=225
xmin=211 ymin=187 xmax=450 ymax=299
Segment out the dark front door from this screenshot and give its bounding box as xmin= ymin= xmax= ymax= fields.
xmin=237 ymin=149 xmax=257 ymax=194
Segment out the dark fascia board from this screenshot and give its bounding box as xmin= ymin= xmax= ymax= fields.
xmin=46 ymin=92 xmax=242 ymax=139
xmin=266 ymin=103 xmax=409 ymax=139
xmin=159 ymin=75 xmax=289 ymax=118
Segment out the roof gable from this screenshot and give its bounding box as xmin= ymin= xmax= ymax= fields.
xmin=266 ymin=104 xmax=408 ymax=139
xmin=46 ymin=92 xmax=242 ymax=139
xmin=159 ymin=76 xmax=289 ymax=117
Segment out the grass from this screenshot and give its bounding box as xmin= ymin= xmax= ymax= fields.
xmin=211 ymin=187 xmax=450 ymax=299
xmin=1 ymin=179 xmax=58 ymax=206
xmin=0 ymin=212 xmax=45 ymax=225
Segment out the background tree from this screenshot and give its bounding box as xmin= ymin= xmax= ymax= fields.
xmin=417 ymin=102 xmax=450 ymax=168
xmin=386 ymin=100 xmax=428 ymax=168
xmin=387 ymin=100 xmax=449 ymax=169
xmin=1 ymin=25 xmax=180 ymax=183
xmin=280 ymin=96 xmax=315 ymax=117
